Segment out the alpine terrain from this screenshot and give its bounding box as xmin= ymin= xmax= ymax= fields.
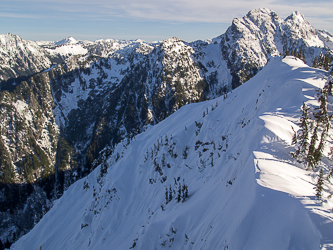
xmin=0 ymin=8 xmax=333 ymax=249
xmin=11 ymin=56 xmax=333 ymax=250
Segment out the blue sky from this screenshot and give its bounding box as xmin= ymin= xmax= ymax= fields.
xmin=1 ymin=0 xmax=332 ymax=42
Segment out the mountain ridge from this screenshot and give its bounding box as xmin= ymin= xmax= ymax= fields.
xmin=11 ymin=56 xmax=332 ymax=250
xmin=0 ymin=8 xmax=333 ymax=248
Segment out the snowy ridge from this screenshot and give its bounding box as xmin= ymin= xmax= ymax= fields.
xmin=12 ymin=57 xmax=333 ymax=250
xmin=0 ymin=33 xmax=52 ymax=81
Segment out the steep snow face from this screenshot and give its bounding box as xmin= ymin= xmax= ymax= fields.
xmin=12 ymin=57 xmax=333 ymax=250
xmin=0 ymin=33 xmax=51 ymax=80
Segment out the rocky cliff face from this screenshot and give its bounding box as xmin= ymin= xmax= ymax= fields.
xmin=0 ymin=33 xmax=52 ymax=81
xmin=220 ymin=8 xmax=332 ymax=88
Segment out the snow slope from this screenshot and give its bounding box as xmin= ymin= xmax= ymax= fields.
xmin=11 ymin=57 xmax=333 ymax=249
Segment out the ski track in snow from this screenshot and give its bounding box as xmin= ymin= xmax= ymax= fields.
xmin=11 ymin=57 xmax=333 ymax=250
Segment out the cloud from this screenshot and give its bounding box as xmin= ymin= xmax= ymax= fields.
xmin=1 ymin=0 xmax=332 ymax=33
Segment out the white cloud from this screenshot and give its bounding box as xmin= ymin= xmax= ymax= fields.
xmin=1 ymin=0 xmax=332 ymax=33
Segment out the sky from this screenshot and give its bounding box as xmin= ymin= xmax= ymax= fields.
xmin=1 ymin=0 xmax=333 ymax=43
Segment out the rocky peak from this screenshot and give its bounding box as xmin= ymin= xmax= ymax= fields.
xmin=284 ymin=11 xmax=324 ymax=47
xmin=220 ymin=9 xmax=332 ymax=88
xmin=0 ymin=33 xmax=52 ymax=81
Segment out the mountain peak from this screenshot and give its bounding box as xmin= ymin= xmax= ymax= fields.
xmin=285 ymin=10 xmax=307 ymax=24
xmin=55 ymin=36 xmax=78 ymax=46
xmin=0 ymin=33 xmax=21 ymax=44
xmin=247 ymin=8 xmax=275 ymax=16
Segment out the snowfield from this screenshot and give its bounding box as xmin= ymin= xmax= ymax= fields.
xmin=11 ymin=57 xmax=333 ymax=249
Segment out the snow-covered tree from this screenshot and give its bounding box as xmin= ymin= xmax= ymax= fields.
xmin=315 ymin=168 xmax=324 ymax=200
xmin=291 ymin=102 xmax=310 ymax=163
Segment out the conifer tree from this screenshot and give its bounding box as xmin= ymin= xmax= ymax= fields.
xmin=315 ymin=168 xmax=324 ymax=200
xmin=324 ymin=55 xmax=329 ymax=71
xmin=176 ymin=183 xmax=182 ymax=202
xmin=307 ymin=122 xmax=319 ymax=169
xmin=299 ymin=103 xmax=310 ymax=153
xmin=312 ymin=56 xmax=318 ymax=68
xmin=315 ymin=88 xmax=330 ymax=130
xmin=169 ymin=186 xmax=173 ymax=202
xmin=291 ymin=102 xmax=310 ymax=162
xmin=313 ymin=129 xmax=326 ymax=166
xmin=165 ymin=188 xmax=169 ymax=204
xmin=284 ymin=49 xmax=289 ymax=57
xmin=291 ymin=127 xmax=297 ymax=146
xmin=311 ymin=87 xmax=331 ymax=167
xmin=301 ymin=49 xmax=306 ymax=63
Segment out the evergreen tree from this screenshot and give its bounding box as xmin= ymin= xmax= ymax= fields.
xmin=315 ymin=168 xmax=324 ymax=200
xmin=315 ymin=88 xmax=330 ymax=130
xmin=284 ymin=49 xmax=289 ymax=57
xmin=311 ymin=87 xmax=331 ymax=167
xmin=168 ymin=186 xmax=173 ymax=202
xmin=307 ymin=122 xmax=319 ymax=169
xmin=291 ymin=127 xmax=297 ymax=146
xmin=99 ymin=162 xmax=108 ymax=179
xmin=312 ymin=56 xmax=318 ymax=68
xmin=176 ymin=183 xmax=182 ymax=202
xmin=291 ymin=102 xmax=310 ymax=162
xmin=165 ymin=188 xmax=169 ymax=204
xmin=299 ymin=103 xmax=310 ymax=153
xmin=185 ymin=185 xmax=188 ymax=198
xmin=301 ymin=49 xmax=306 ymax=63
xmin=313 ymin=129 xmax=326 ymax=166
xmin=324 ymin=55 xmax=329 ymax=71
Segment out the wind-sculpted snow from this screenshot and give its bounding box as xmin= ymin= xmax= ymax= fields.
xmin=12 ymin=57 xmax=333 ymax=249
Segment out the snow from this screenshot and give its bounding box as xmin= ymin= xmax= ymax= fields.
xmin=285 ymin=11 xmax=325 ymax=48
xmin=11 ymin=56 xmax=333 ymax=249
xmin=46 ymin=44 xmax=87 ymax=56
xmin=52 ymin=57 xmax=129 ymax=129
xmin=317 ymin=29 xmax=333 ymax=50
xmin=55 ymin=37 xmax=78 ymax=46
xmin=0 ymin=33 xmax=52 ymax=80
xmin=13 ymin=100 xmax=33 ymax=124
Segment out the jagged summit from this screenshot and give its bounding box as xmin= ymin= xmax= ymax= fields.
xmin=285 ymin=10 xmax=306 ymax=22
xmin=219 ymin=8 xmax=332 ymax=88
